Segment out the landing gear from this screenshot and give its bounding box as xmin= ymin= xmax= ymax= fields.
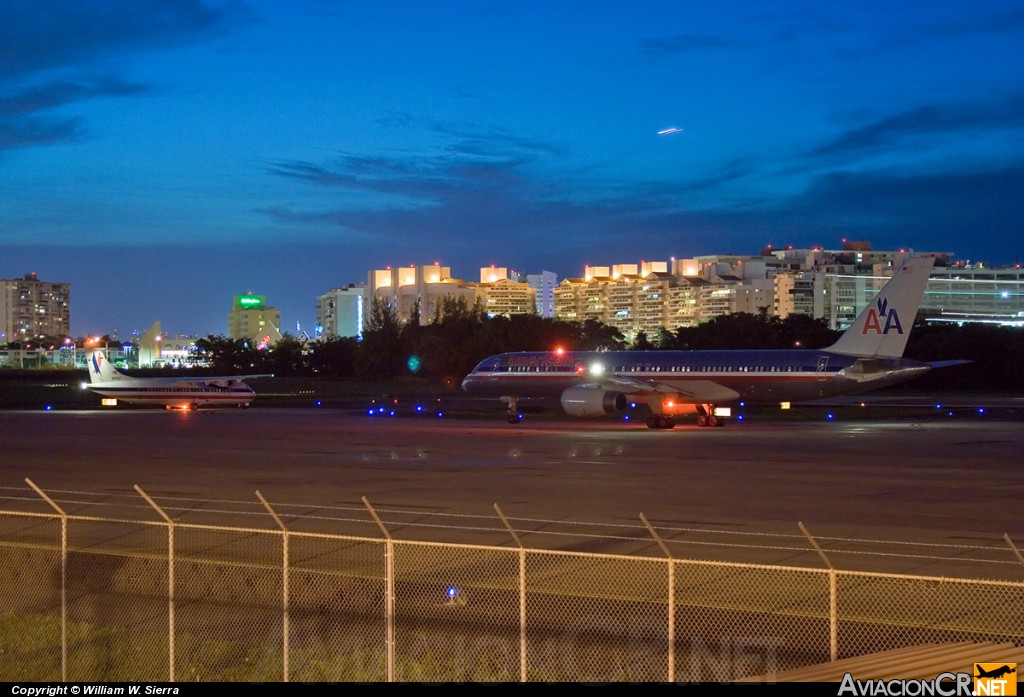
xmin=189 ymin=402 xmax=199 ymax=411
xmin=646 ymin=414 xmax=676 ymax=429
xmin=696 ymin=405 xmax=723 ymax=427
xmin=503 ymin=396 xmax=522 ymax=424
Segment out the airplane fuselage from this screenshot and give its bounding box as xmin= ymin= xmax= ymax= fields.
xmin=461 ymin=349 xmax=931 ymax=404
xmin=86 ymin=379 xmax=256 ymax=408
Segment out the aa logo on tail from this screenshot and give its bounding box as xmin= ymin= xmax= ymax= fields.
xmin=861 ymin=297 xmax=904 ymax=336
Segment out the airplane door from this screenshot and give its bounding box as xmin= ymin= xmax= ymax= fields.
xmin=816 ymin=355 xmax=829 ymax=380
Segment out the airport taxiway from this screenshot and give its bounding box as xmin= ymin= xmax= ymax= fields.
xmin=1 ymin=407 xmax=1022 ymax=577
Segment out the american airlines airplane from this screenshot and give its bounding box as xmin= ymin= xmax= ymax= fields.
xmin=83 ymin=350 xmax=272 ymax=410
xmin=462 ymin=256 xmax=966 ymax=428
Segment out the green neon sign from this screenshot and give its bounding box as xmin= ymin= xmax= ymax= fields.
xmin=238 ymin=296 xmax=264 ymax=309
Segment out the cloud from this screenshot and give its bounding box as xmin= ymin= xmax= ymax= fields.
xmin=922 ymin=6 xmax=1024 ymax=39
xmin=684 ymin=163 xmax=1024 ymax=262
xmin=268 ymin=123 xmax=570 ymax=209
xmin=0 ymin=115 xmax=86 ymax=149
xmin=0 ymin=76 xmax=147 ymax=117
xmin=0 ymin=0 xmax=249 ymax=150
xmin=639 ymin=34 xmax=737 ymax=57
xmin=431 ymin=123 xmax=568 ymax=159
xmin=0 ymin=75 xmax=149 ymax=148
xmin=808 ymin=95 xmax=1024 ymax=160
xmin=0 ymin=0 xmax=245 ymax=80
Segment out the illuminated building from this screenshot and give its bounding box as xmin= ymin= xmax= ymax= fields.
xmin=317 ymin=285 xmax=366 ymax=338
xmin=0 ymin=272 xmax=70 ymax=342
xmin=474 ymin=268 xmax=537 ymax=318
xmin=368 ymin=264 xmax=477 ymax=325
xmin=227 ymin=292 xmax=282 ymax=345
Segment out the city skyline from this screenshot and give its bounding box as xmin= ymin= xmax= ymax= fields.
xmin=2 ymin=1 xmax=1022 ymax=337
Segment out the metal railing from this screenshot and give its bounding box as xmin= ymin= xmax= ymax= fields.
xmin=2 ymin=481 xmax=1023 ymax=682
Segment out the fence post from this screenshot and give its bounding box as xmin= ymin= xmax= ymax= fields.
xmin=257 ymin=491 xmax=289 ymax=682
xmin=135 ymin=485 xmax=176 ymax=681
xmin=799 ymin=522 xmax=836 ymax=662
xmin=494 ymin=504 xmax=527 ymax=682
xmin=25 ymin=478 xmax=67 ymax=682
xmin=1004 ymin=534 xmax=1024 ymax=568
xmin=641 ymin=513 xmax=675 ymax=683
xmin=363 ymin=497 xmax=394 ymax=683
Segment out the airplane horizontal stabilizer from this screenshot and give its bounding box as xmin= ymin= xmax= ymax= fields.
xmin=926 ymin=359 xmax=972 ymax=369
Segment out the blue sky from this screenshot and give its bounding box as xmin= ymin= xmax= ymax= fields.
xmin=2 ymin=0 xmax=1022 ymax=338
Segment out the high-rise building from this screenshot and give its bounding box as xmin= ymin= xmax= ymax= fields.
xmin=923 ymin=263 xmax=1024 ymax=326
xmin=474 ymin=267 xmax=536 ymax=317
xmin=368 ymin=264 xmax=477 ymax=325
xmin=523 ymin=271 xmax=557 ymax=318
xmin=317 ymin=285 xmax=366 ymax=338
xmin=0 ymin=272 xmax=70 ymax=343
xmin=227 ymin=292 xmax=282 ymax=346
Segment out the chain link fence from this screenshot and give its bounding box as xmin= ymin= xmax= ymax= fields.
xmin=2 ymin=492 xmax=1024 ymax=682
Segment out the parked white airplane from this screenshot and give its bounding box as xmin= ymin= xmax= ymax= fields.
xmin=83 ymin=350 xmax=272 ymax=410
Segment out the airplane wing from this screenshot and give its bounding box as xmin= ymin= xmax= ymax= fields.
xmin=195 ymin=374 xmax=274 ymax=386
xmin=595 ymin=376 xmax=741 ymax=403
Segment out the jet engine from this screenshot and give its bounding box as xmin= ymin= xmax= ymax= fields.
xmin=560 ymin=386 xmax=627 ymax=417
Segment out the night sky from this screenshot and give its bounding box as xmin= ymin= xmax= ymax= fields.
xmin=2 ymin=0 xmax=1022 ymax=338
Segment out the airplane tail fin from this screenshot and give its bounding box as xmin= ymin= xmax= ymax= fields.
xmin=826 ymin=255 xmax=935 ymax=359
xmin=87 ymin=350 xmax=123 ymax=383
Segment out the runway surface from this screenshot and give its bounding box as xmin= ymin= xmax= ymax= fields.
xmin=1 ymin=406 xmax=1023 ymax=577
